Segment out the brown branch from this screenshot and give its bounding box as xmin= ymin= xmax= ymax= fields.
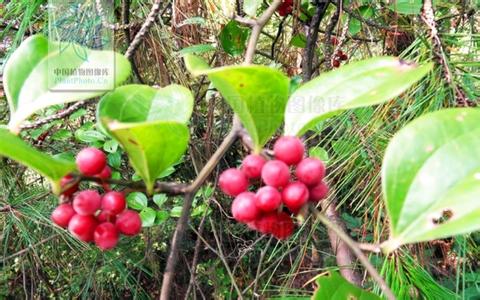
xmin=20 ymin=101 xmax=86 ymax=130
xmin=324 ymin=0 xmax=342 ymax=70
xmin=303 ymin=0 xmax=329 ymax=81
xmin=311 ymin=205 xmax=396 ymax=300
xmin=421 ymin=0 xmax=472 ymax=107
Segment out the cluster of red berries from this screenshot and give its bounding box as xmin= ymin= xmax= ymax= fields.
xmin=219 ymin=137 xmax=329 ymax=240
xmin=330 ymin=37 xmax=348 ymax=68
xmin=51 ymin=148 xmax=141 ymax=250
xmin=278 ymin=0 xmax=293 ymax=17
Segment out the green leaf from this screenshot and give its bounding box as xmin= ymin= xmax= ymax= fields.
xmin=0 ymin=128 xmax=76 ymax=193
xmin=387 ymin=0 xmax=422 ymax=15
xmin=97 ymin=84 xmax=193 ymax=193
xmin=381 ymin=108 xmax=480 ymax=253
xmin=170 ymin=206 xmax=183 ymax=218
xmin=178 ymin=44 xmax=216 ymax=55
xmin=313 ymin=271 xmax=381 ymax=300
xmin=52 ymin=129 xmax=72 ymax=141
xmin=108 ymin=121 xmax=189 ymax=194
xmin=219 ymin=20 xmax=249 ymax=56
xmin=284 ymin=57 xmax=433 ymax=136
xmin=184 ymin=54 xmax=290 ymax=151
xmin=290 ymin=34 xmax=307 ymax=48
xmin=244 ymin=0 xmax=262 ymax=16
xmin=98 ymin=84 xmax=193 ymax=130
xmin=309 ymin=146 xmax=329 ymax=164
xmin=348 ymin=6 xmax=374 ymax=35
xmin=75 ymin=129 xmax=106 ymax=143
xmin=127 ymin=192 xmax=148 ymax=210
xmin=3 ymin=35 xmax=131 ymax=133
xmin=140 ymin=207 xmax=156 ymax=227
xmin=155 ymin=211 xmax=169 ymax=224
xmin=153 ymin=194 xmax=168 ymax=208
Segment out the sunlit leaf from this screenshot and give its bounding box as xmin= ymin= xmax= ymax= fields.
xmin=313 ymin=271 xmax=381 ymax=299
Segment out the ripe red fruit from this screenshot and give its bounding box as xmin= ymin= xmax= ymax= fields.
xmin=271 ymin=212 xmax=294 ymax=240
xmin=231 ymin=192 xmax=260 ymax=223
xmin=296 ymin=158 xmax=326 ymax=187
xmin=273 ymin=136 xmax=304 ymax=165
xmin=73 ymin=190 xmax=102 ymax=215
xmin=101 ymin=191 xmax=126 ymax=215
xmin=68 ymin=214 xmax=98 ymax=242
xmin=241 ymin=154 xmax=266 ymax=179
xmin=96 ymin=166 xmax=111 ymax=180
xmin=255 ymin=213 xmax=278 ymax=234
xmin=261 ymin=160 xmax=290 ymax=188
xmin=277 ymin=0 xmax=293 ymax=16
xmin=309 ymin=181 xmax=329 ymax=202
xmin=340 ymin=53 xmax=348 ymax=61
xmin=255 ymin=186 xmax=282 ymax=212
xmin=219 ymin=168 xmax=249 ymax=196
xmin=282 ymin=182 xmax=309 ymax=214
xmin=60 ymin=174 xmax=78 ymax=197
xmin=331 ymin=36 xmax=339 ymax=46
xmin=51 ymin=204 xmax=76 ymax=228
xmin=76 ymin=147 xmax=107 ymax=176
xmin=116 ymin=210 xmax=142 ymax=236
xmin=332 ymin=59 xmax=340 ymax=68
xmin=97 ymin=210 xmax=116 ymax=223
xmin=94 ymin=222 xmax=119 ymax=250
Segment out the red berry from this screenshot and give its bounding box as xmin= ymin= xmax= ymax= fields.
xmin=116 ymin=210 xmax=142 ymax=236
xmin=73 ymin=190 xmax=102 ymax=215
xmin=96 ymin=166 xmax=111 ymax=180
xmin=241 ymin=154 xmax=266 ymax=179
xmin=231 ymin=192 xmax=260 ymax=223
xmin=255 ymin=186 xmax=282 ymax=212
xmin=101 ymin=191 xmax=126 ymax=215
xmin=51 ymin=204 xmax=76 ymax=228
xmin=60 ymin=174 xmax=78 ymax=197
xmin=332 ymin=59 xmax=340 ymax=68
xmin=271 ymin=212 xmax=294 ymax=240
xmin=282 ymin=182 xmax=309 ymax=214
xmin=68 ymin=214 xmax=97 ymax=242
xmin=94 ymin=222 xmax=119 ymax=250
xmin=76 ymin=147 xmax=107 ymax=176
xmin=219 ymin=168 xmax=249 ymax=197
xmin=273 ymin=136 xmax=304 ymax=165
xmin=97 ymin=210 xmax=116 ymax=223
xmin=296 ymin=158 xmax=326 ymax=187
xmin=277 ymin=0 xmax=293 ymax=16
xmin=261 ymin=160 xmax=290 ymax=188
xmin=331 ymin=36 xmax=339 ymax=46
xmin=255 ymin=213 xmax=278 ymax=234
xmin=309 ymin=181 xmax=329 ymax=202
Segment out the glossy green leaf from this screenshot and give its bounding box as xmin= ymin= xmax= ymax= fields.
xmin=178 ymin=44 xmax=216 ymax=55
xmin=97 ymin=84 xmax=193 ymax=131
xmin=284 ymin=57 xmax=433 ymax=136
xmin=3 ymin=35 xmax=131 ymax=133
xmin=313 ymin=271 xmax=381 ymax=299
xmin=108 ymin=121 xmax=189 ymax=194
xmin=140 ymin=207 xmax=156 ymax=227
xmin=155 ymin=211 xmax=169 ymax=224
xmin=381 ymin=108 xmax=480 ymax=253
xmin=219 ymin=20 xmax=249 ymax=56
xmin=184 ymin=54 xmax=290 ymax=151
xmin=0 ymin=128 xmax=76 ymax=193
xmin=387 ymin=0 xmax=422 ymax=15
xmin=244 ymin=0 xmax=262 ymax=16
xmin=127 ymin=192 xmax=148 ymax=210
xmin=153 ymin=194 xmax=168 ymax=208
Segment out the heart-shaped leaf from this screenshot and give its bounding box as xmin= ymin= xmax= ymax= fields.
xmin=108 ymin=121 xmax=189 ymax=194
xmin=381 ymin=108 xmax=480 ymax=253
xmin=3 ymin=34 xmax=131 ymax=133
xmin=184 ymin=54 xmax=290 ymax=151
xmin=313 ymin=271 xmax=381 ymax=299
xmin=0 ymin=128 xmax=76 ymax=194
xmin=284 ymin=57 xmax=432 ymax=136
xmin=97 ymin=84 xmax=193 ymax=133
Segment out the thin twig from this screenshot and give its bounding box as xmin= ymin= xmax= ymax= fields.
xmin=20 ymin=101 xmax=86 ymax=130
xmin=0 ymin=234 xmax=60 ymax=263
xmin=303 ymin=0 xmax=329 ymax=81
xmin=124 ymin=0 xmax=162 ymax=60
xmin=324 ymin=0 xmax=342 ymax=70
xmin=311 ymin=206 xmax=396 ymax=300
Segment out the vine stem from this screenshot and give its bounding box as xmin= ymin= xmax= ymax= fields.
xmin=160 ymin=2 xmax=281 ymax=298
xmin=310 ymin=206 xmax=396 ymax=300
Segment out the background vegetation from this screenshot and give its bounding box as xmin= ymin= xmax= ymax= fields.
xmin=1 ymin=0 xmax=479 ymax=298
